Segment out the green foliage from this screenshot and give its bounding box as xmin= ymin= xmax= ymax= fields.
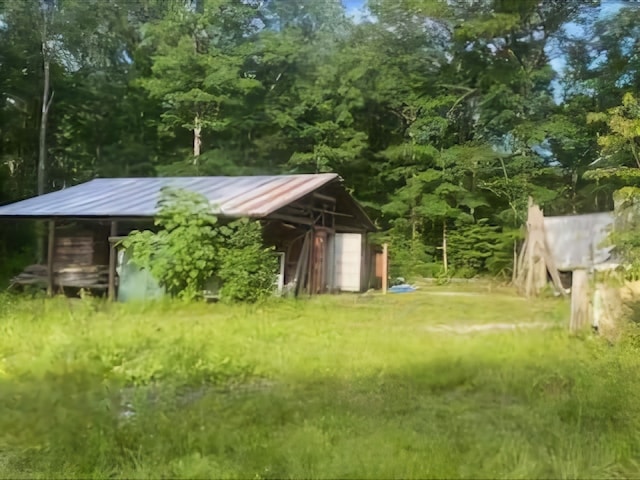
xmin=123 ymin=188 xmax=220 ymax=301
xmin=384 ymin=230 xmax=438 ymax=279
xmin=5 ymin=290 xmax=640 ymax=478
xmin=448 ymin=219 xmax=510 ymax=278
xmin=609 ymin=187 xmax=640 ymax=281
xmin=218 ymin=219 xmax=278 ymax=303
xmin=588 ymin=92 xmax=640 ymax=170
xmin=1 ymin=0 xmax=639 ymax=281
xmin=123 ymin=188 xmax=276 ymax=302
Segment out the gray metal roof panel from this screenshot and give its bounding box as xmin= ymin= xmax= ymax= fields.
xmin=0 ymin=174 xmax=340 ymax=218
xmin=543 ymin=211 xmax=615 ymax=271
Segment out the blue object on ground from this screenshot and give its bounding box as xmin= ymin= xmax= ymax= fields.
xmin=388 ymin=284 xmax=417 ymax=293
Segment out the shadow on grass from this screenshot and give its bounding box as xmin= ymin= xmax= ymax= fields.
xmin=2 ymin=350 xmax=640 ymax=480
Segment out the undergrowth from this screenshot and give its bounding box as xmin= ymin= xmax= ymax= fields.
xmin=1 ymin=287 xmax=640 ymax=479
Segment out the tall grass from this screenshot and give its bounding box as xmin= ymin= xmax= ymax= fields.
xmin=1 ymin=287 xmax=640 ymax=479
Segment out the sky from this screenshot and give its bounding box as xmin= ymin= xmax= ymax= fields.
xmin=341 ymin=0 xmax=632 ymax=102
xmin=343 ymin=0 xmax=370 ymax=22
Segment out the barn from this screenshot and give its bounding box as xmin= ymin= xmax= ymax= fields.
xmin=0 ymin=173 xmax=378 ymax=300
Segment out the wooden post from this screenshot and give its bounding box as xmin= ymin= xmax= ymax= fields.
xmin=294 ymin=231 xmax=311 ymax=297
xmin=47 ymin=219 xmax=55 ymax=296
xmin=570 ymin=269 xmax=590 ymax=333
xmin=108 ymin=221 xmax=118 ymax=301
xmin=382 ymin=243 xmax=388 ymax=295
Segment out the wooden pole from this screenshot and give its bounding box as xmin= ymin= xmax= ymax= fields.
xmin=47 ymin=219 xmax=55 ymax=296
xmin=294 ymin=231 xmax=311 ymax=297
xmin=108 ymin=221 xmax=118 ymax=301
xmin=382 ymin=243 xmax=388 ymax=294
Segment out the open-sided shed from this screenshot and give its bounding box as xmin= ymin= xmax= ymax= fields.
xmin=0 ymin=174 xmax=377 ymax=300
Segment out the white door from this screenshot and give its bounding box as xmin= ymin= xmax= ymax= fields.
xmin=334 ymin=233 xmax=361 ymax=292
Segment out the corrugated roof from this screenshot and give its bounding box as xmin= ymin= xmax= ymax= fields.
xmin=0 ymin=174 xmax=342 ymax=218
xmin=544 ymin=211 xmax=615 ymax=271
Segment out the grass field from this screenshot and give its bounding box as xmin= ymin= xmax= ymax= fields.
xmin=2 ymin=285 xmax=640 ymax=479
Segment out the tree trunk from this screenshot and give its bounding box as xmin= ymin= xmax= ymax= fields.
xmin=38 ymin=45 xmax=51 ymax=196
xmin=570 ymin=269 xmax=590 ymax=334
xmin=442 ymin=220 xmax=448 ymax=274
xmin=37 ymin=37 xmax=53 ymax=264
xmin=512 ymin=240 xmax=516 ymax=283
xmin=411 ymin=211 xmax=417 ymax=252
xmin=193 ymin=114 xmax=202 ymax=162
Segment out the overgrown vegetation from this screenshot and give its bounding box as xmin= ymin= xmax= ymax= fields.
xmin=123 ymin=187 xmax=276 ymax=302
xmin=608 ymin=187 xmax=640 ymax=281
xmin=2 ymin=288 xmax=640 ymax=478
xmin=2 ymin=1 xmax=640 ymax=280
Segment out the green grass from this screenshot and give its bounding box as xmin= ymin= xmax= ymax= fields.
xmin=1 ymin=285 xmax=640 ymax=479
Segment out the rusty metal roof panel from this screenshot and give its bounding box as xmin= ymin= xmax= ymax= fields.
xmin=0 ymin=174 xmax=341 ymax=218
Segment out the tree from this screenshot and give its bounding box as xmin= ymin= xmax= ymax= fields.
xmin=588 ymin=93 xmax=640 ymax=170
xmin=138 ymin=0 xmax=262 ymax=171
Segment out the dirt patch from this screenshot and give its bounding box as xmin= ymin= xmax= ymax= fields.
xmin=423 ymin=321 xmax=556 ymax=334
xmin=420 ymin=291 xmax=482 ymax=297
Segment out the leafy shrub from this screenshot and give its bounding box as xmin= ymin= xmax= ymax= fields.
xmin=218 ymin=219 xmax=278 ymax=303
xmin=123 ymin=188 xmax=220 ymax=301
xmin=611 ymin=187 xmax=640 ymax=281
xmin=123 ymin=187 xmax=276 ymax=302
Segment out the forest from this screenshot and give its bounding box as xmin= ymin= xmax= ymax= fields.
xmin=1 ymin=0 xmax=640 ymax=280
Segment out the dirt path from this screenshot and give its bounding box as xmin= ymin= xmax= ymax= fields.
xmin=422 ymin=321 xmax=556 ymax=334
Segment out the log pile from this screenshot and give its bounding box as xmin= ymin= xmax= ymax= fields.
xmin=9 ymin=264 xmax=48 ymax=287
xmin=10 ymin=264 xmax=110 ymax=291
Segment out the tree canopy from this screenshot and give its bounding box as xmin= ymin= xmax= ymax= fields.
xmin=1 ymin=0 xmax=638 ymax=278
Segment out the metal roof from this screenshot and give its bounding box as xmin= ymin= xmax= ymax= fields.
xmin=543 ymin=211 xmax=615 ymax=271
xmin=0 ymin=174 xmax=348 ymax=219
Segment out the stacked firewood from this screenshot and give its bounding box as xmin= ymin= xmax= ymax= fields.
xmin=9 ymin=265 xmax=48 ymax=287
xmin=10 ymin=264 xmax=109 ymax=290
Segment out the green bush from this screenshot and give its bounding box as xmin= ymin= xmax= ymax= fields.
xmin=123 ymin=187 xmax=276 ymax=302
xmin=611 ymin=187 xmax=640 ymax=281
xmin=218 ymin=219 xmax=278 ymax=303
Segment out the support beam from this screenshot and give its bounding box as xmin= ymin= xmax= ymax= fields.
xmin=47 ymin=219 xmax=55 ymax=296
xmin=294 ymin=231 xmax=311 ymax=297
xmin=269 ymin=213 xmax=315 ymax=226
xmin=288 ymin=202 xmax=352 ymax=218
xmin=108 ymin=221 xmax=118 ymax=301
xmin=312 ymin=192 xmax=336 ymax=203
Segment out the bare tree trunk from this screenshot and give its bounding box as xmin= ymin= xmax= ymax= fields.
xmin=512 ymin=240 xmax=518 ymax=284
xmin=37 ymin=29 xmax=53 ymax=264
xmin=193 ymin=114 xmax=201 ymax=163
xmin=442 ymin=220 xmax=448 ymax=274
xmin=38 ymin=52 xmax=51 ymax=196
